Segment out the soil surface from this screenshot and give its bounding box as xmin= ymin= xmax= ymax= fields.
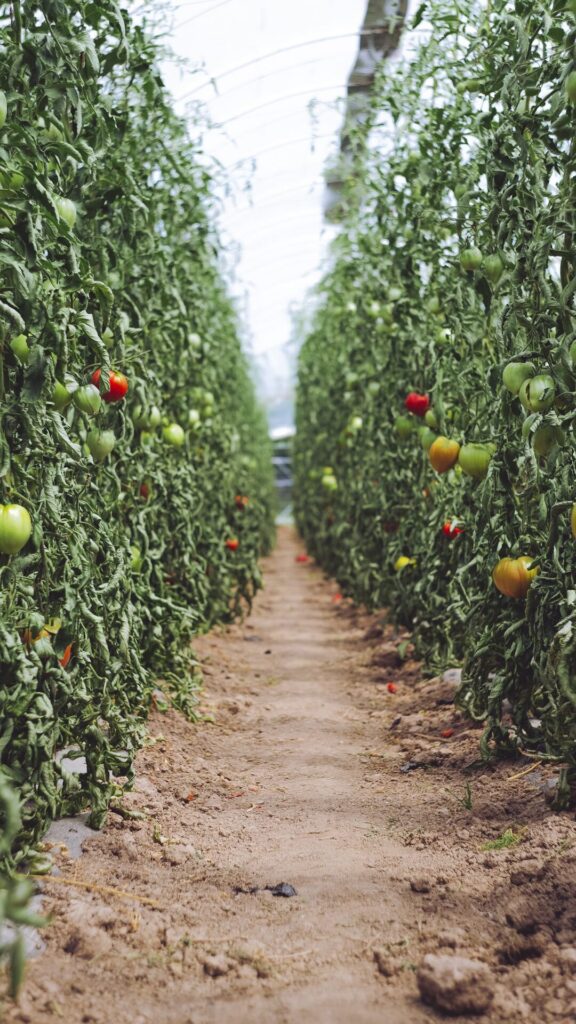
xmin=5 ymin=527 xmax=576 ymax=1024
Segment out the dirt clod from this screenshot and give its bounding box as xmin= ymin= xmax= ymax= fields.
xmin=417 ymin=953 xmax=494 ymax=1015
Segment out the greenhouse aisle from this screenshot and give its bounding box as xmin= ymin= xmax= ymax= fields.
xmin=8 ymin=529 xmax=576 ymax=1024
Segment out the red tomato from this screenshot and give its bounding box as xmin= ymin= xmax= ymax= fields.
xmin=442 ymin=521 xmax=464 ymax=538
xmin=404 ymin=392 xmax=430 ymax=417
xmin=226 ymin=538 xmax=239 ymax=551
xmin=91 ymin=368 xmax=129 ymax=403
xmin=387 ymin=682 xmax=398 ymax=694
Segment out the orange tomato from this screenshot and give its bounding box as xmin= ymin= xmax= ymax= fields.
xmin=492 ymin=556 xmax=539 ymax=599
xmin=59 ymin=643 xmax=73 ymax=669
xmin=428 ymin=436 xmax=461 ymax=473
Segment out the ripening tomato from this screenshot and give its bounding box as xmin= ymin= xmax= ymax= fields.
xmin=394 ymin=556 xmax=416 ymax=571
xmin=428 ymin=436 xmax=461 ymax=473
xmin=91 ymin=368 xmax=128 ymax=403
xmin=460 ymin=246 xmax=483 ymax=271
xmin=226 ymin=538 xmax=239 ymax=551
xmin=59 ymin=643 xmax=73 ymax=669
xmin=0 ymin=504 xmax=32 ymax=555
xmin=458 ymin=443 xmax=492 ymax=480
xmin=235 ymin=495 xmax=249 ymax=509
xmin=492 ymin=556 xmax=539 ymax=599
xmin=404 ymin=392 xmax=430 ymax=417
xmin=571 ymin=503 xmax=576 ymax=540
xmin=519 ymin=375 xmax=556 ymax=413
xmin=73 ymin=384 xmax=102 ymax=417
xmin=502 ymin=361 xmax=536 ymax=395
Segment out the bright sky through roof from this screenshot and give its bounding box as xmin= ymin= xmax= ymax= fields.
xmin=161 ymin=0 xmax=369 ymax=424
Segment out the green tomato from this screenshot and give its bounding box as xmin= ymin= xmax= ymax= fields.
xmin=149 ymin=406 xmax=162 ymax=428
xmin=367 ymin=381 xmax=379 ymax=397
xmin=458 ymin=443 xmax=493 ymax=480
xmin=483 ymin=254 xmax=504 ymax=284
xmin=163 ymin=423 xmax=185 ymax=447
xmin=566 ymin=71 xmax=576 ymax=105
xmin=102 ymin=327 xmax=114 ymax=349
xmin=532 ymin=423 xmax=565 ymax=457
xmin=426 ymin=296 xmax=441 ymax=315
xmin=457 ymin=79 xmax=484 ymax=94
xmin=348 ymin=415 xmax=363 ymax=433
xmin=140 ymin=430 xmax=154 ymax=447
xmin=0 ymin=92 xmax=6 ymax=129
xmin=0 ymin=504 xmax=32 ymax=555
xmin=453 ymin=183 xmax=467 ymax=200
xmin=188 ymin=408 xmax=201 ymax=428
xmin=322 ymin=467 xmax=334 ymax=476
xmin=131 ymin=404 xmax=148 ymax=429
xmin=54 ymin=196 xmax=77 ymax=230
xmin=395 ymin=415 xmax=414 ymax=440
xmin=188 ymin=332 xmax=202 ymax=350
xmin=52 ymin=379 xmax=76 ymax=411
xmin=73 ymin=384 xmax=102 ymax=417
xmin=10 ymin=333 xmax=29 ymax=364
xmin=502 ymin=361 xmax=536 ymax=395
xmin=388 ymin=286 xmax=402 ymax=303
xmin=519 ymin=375 xmax=556 ymax=413
xmin=130 ymin=545 xmax=143 ymax=572
xmin=460 ymin=246 xmax=483 ymax=272
xmin=418 ymin=426 xmax=437 ymax=451
xmin=424 ymin=409 xmax=438 ymax=429
xmin=87 ymin=429 xmax=116 ymax=462
xmin=321 ymin=473 xmax=338 ymax=492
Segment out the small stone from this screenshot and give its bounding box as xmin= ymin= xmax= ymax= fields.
xmin=410 ymin=877 xmax=432 ymax=893
xmin=202 ymin=954 xmax=230 ymax=978
xmin=417 ymin=954 xmax=494 ymax=1016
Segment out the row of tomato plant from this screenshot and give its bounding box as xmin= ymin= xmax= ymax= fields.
xmin=0 ymin=0 xmax=275 ymax=990
xmin=295 ymin=0 xmax=576 ymax=803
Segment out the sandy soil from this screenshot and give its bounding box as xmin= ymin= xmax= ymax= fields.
xmin=4 ymin=527 xmax=576 ymax=1024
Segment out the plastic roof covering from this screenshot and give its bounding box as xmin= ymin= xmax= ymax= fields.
xmin=159 ymin=0 xmax=422 ymax=425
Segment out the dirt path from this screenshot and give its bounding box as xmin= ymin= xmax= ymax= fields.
xmin=6 ymin=528 xmax=576 ymax=1024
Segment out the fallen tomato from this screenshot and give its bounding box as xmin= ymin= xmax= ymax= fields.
xmin=387 ymin=683 xmax=398 ymax=694
xmin=440 ymin=728 xmax=454 ymax=739
xmin=404 ymin=392 xmax=430 ymax=417
xmin=91 ymin=368 xmax=129 ymax=403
